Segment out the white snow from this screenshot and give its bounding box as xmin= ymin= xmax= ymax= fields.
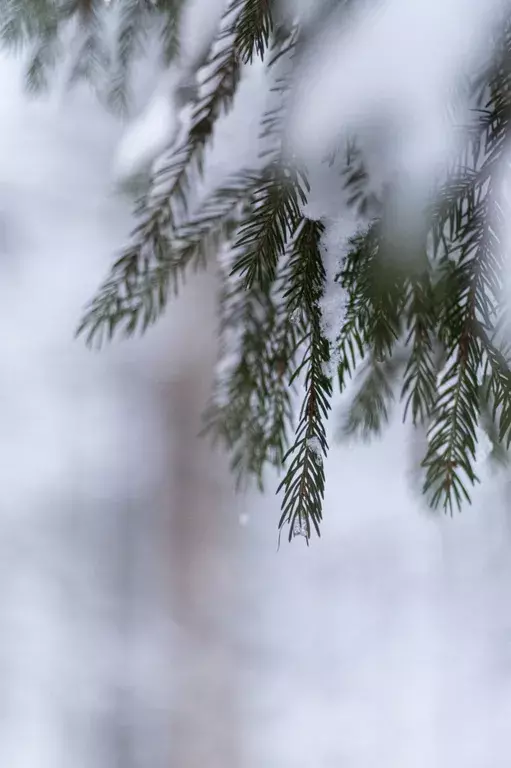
xmin=112 ymin=69 xmax=182 ymax=182
xmin=239 ymin=512 xmax=250 ymax=527
xmin=306 ymin=436 xmax=323 ymax=464
xmin=287 ymin=0 xmax=511 ymax=231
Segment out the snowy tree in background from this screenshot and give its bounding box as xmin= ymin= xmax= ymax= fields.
xmin=6 ymin=0 xmax=511 ymax=542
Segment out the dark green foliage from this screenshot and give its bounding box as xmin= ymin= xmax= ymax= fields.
xmin=231 ymin=163 xmax=307 ymax=290
xmin=78 ymin=4 xmax=335 ymax=543
xmin=77 ymin=4 xmax=246 ymax=341
xmin=0 ymin=0 xmax=185 ymax=110
xmin=333 ymin=24 xmax=511 ymax=514
xmin=342 ymin=353 xmax=402 ymax=440
xmin=278 ymin=218 xmax=332 ymax=541
xmin=202 ymin=247 xmax=298 ymax=490
xmin=9 ymin=0 xmax=511 ymax=541
xmin=80 ymin=2 xmax=511 ymax=540
xmin=229 ymin=0 xmax=274 ymax=63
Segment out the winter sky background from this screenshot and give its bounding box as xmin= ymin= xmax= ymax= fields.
xmin=2 ymin=0 xmax=511 ymax=766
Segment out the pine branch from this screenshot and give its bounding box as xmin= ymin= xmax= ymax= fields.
xmin=334 ymin=224 xmax=378 ymax=392
xmin=231 ymin=163 xmax=307 ymax=290
xmin=76 ymin=170 xmax=259 ymax=345
xmin=203 ymin=250 xmax=299 ymax=488
xmin=421 ymin=167 xmax=505 ymax=509
xmin=416 ymin=221 xmax=489 ymax=509
xmin=151 ymin=7 xmax=243 ymax=221
xmin=422 ymin=336 xmax=482 ymax=512
xmin=0 ymin=0 xmax=184 ymax=103
xmin=334 ymin=220 xmax=410 ymax=441
xmin=328 ymin=23 xmax=510 ymax=514
xmin=106 ymin=0 xmax=147 ymax=114
xmin=331 ymin=84 xmax=510 ymax=505
xmin=477 ymin=325 xmax=511 ymax=449
xmin=202 ymin=160 xmax=308 ymax=493
xmin=258 ymin=24 xmax=298 ymax=157
xmin=0 ymin=0 xmax=61 ymax=51
xmin=155 ymin=0 xmax=189 ymax=64
xmin=0 ymin=0 xmax=107 ymax=91
xmin=229 ymin=0 xmax=275 ymax=63
xmin=401 ymin=271 xmax=439 ymax=425
xmin=341 ymin=141 xmax=382 ymax=220
xmin=21 ymin=0 xmax=62 ymax=93
xmin=25 ymin=32 xmax=60 ymax=93
xmin=278 ymin=218 xmax=332 ymax=542
xmin=201 ymin=7 xmax=303 ymax=498
xmin=77 ymin=4 xmax=248 ymax=344
xmin=342 ymin=351 xmax=405 ymax=440
xmin=67 ymin=4 xmax=110 ymax=92
xmin=419 ymin=27 xmax=511 ymax=510
xmin=478 ymin=374 xmax=511 ymax=468
xmin=69 ymin=4 xmax=511 ymax=537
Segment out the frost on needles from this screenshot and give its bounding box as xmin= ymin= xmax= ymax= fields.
xmin=7 ymin=0 xmax=511 ymax=542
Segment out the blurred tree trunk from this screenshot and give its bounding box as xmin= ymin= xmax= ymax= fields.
xmin=154 ymin=268 xmax=243 ymax=768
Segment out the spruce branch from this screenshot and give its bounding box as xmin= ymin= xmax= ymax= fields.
xmin=335 ymin=221 xmax=409 ymax=440
xmin=229 ymin=0 xmax=275 ymax=64
xmin=0 ymin=0 xmax=61 ymax=51
xmin=69 ymin=4 xmax=511 ymax=538
xmin=421 ymin=148 xmax=508 ymax=509
xmin=202 ymin=163 xmax=308 ymax=491
xmin=334 ymin=224 xmax=377 ymax=393
xmin=401 ymin=271 xmax=439 ymax=425
xmin=151 ymin=4 xmax=243 ymax=220
xmin=422 ymin=336 xmax=482 ymax=512
xmin=106 ymin=0 xmax=147 ymax=114
xmin=203 ymin=253 xmax=299 ymax=489
xmin=1 ymin=0 xmax=106 ymax=91
xmin=258 ymin=23 xmax=299 ymax=163
xmin=78 ymin=3 xmax=247 ymax=345
xmin=478 ymin=374 xmax=511 ymax=467
xmin=231 ymin=163 xmax=307 ymax=290
xmin=203 ymin=9 xmax=304 ymax=496
xmin=67 ymin=4 xmax=110 ymax=91
xmin=342 ymin=352 xmax=404 ymax=440
xmin=0 ymin=0 xmax=184 ymax=102
xmin=77 ymin=170 xmax=259 ymax=345
xmin=278 ymin=218 xmax=332 ymax=542
xmin=154 ymin=0 xmax=186 ymax=62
